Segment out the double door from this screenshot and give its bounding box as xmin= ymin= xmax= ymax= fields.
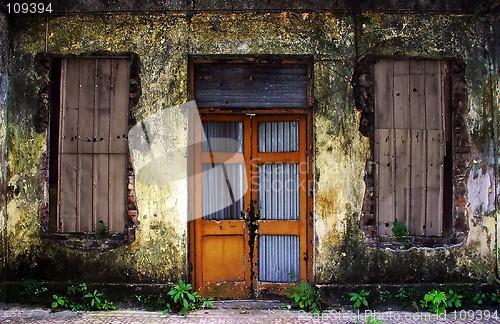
xmin=190 ymin=113 xmax=311 ymax=298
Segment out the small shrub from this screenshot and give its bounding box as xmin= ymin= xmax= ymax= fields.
xmin=349 ymin=289 xmax=370 ymax=309
xmin=420 ymin=290 xmax=447 ymax=314
xmin=392 ymin=220 xmax=410 ymax=242
xmin=167 ymin=279 xmax=213 ymax=316
xmin=50 ymin=282 xmax=115 ymax=311
xmin=21 ymin=279 xmax=48 ymax=302
xmin=287 ymin=282 xmax=321 ymax=314
xmin=491 ymin=292 xmax=500 ymax=304
xmin=378 ymin=290 xmax=391 ymax=303
xmin=472 ymin=292 xmax=486 ymax=305
xmin=445 ymin=289 xmax=463 ymax=309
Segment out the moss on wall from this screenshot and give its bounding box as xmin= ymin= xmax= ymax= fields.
xmin=0 ymin=12 xmax=8 ymax=281
xmin=4 ymin=10 xmax=498 ymax=286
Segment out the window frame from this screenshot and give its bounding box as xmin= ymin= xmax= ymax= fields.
xmin=354 ymin=56 xmax=470 ymax=246
xmin=35 ymin=52 xmax=141 ymax=247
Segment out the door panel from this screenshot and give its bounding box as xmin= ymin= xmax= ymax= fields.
xmin=193 ymin=114 xmax=309 ymax=298
xmin=258 ymin=235 xmax=300 ymax=283
xmin=202 ymin=235 xmax=246 ymax=281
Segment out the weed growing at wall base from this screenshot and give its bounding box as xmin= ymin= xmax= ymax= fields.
xmin=349 ymin=289 xmax=370 ymax=309
xmin=287 ymin=282 xmax=321 ymax=314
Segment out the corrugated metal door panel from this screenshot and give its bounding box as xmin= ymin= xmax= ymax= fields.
xmin=202 ymin=163 xmax=245 ymax=220
xmin=258 ymin=235 xmax=300 ymax=283
xmin=202 ymin=121 xmax=243 ymax=152
xmin=258 ymin=121 xmax=298 ymax=152
xmin=258 ymin=163 xmax=299 ymax=220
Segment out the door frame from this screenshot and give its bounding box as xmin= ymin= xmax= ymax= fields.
xmin=188 ymin=57 xmax=314 ymax=297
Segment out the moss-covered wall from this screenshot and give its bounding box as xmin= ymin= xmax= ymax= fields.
xmin=0 ymin=12 xmax=8 ymax=282
xmin=4 ymin=8 xmax=498 ymax=286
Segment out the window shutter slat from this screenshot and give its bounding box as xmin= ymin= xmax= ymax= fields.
xmin=409 ymin=130 xmax=426 ymax=235
xmin=374 ymin=59 xmax=394 ymax=129
xmin=425 ymin=130 xmax=444 ymax=236
xmin=375 ymin=128 xmax=395 ymax=236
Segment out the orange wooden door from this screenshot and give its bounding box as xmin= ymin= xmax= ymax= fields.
xmin=191 ymin=114 xmax=310 ymax=298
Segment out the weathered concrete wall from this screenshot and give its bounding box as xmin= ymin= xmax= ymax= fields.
xmin=315 ymin=13 xmax=499 ymax=284
xmin=4 ymin=9 xmax=498 ymax=286
xmin=0 ymin=12 xmax=8 ymax=282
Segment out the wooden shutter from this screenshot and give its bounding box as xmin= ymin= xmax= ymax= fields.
xmin=374 ymin=59 xmax=444 ymax=237
xmin=58 ymin=58 xmax=129 ymax=233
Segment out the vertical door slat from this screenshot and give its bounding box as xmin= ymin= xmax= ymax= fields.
xmin=109 ymin=154 xmax=127 ymax=232
xmin=77 ymin=59 xmax=96 ymax=232
xmin=58 ymin=156 xmax=78 ymax=232
xmin=393 ymin=60 xmax=409 ymax=129
xmin=409 ymin=61 xmax=426 ymax=130
xmin=374 ymin=59 xmax=394 ymax=129
xmin=60 ymin=59 xmax=80 ymax=154
xmin=94 ymin=59 xmax=112 ymax=231
xmin=375 ymin=129 xmax=395 ymax=235
xmin=394 ymin=129 xmax=411 ymax=231
xmin=425 ymin=61 xmax=443 ymax=130
xmin=110 ymin=59 xmax=130 ymax=154
xmin=94 ymin=59 xmax=112 ymax=154
xmin=58 ymin=59 xmax=79 ymax=231
xmin=409 ymin=130 xmax=426 ymax=235
xmin=425 ymin=130 xmax=444 ymax=236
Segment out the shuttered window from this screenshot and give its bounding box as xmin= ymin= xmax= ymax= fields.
xmin=374 ymin=59 xmax=448 ymax=237
xmin=56 ymin=58 xmax=129 ymax=233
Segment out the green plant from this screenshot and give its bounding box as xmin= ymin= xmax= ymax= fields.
xmin=51 ymin=294 xmax=69 ymax=309
xmin=84 ymin=290 xmax=105 ymax=309
xmin=200 ymin=297 xmax=214 ymax=309
xmin=491 ymin=292 xmax=500 ymax=303
xmin=392 ymin=220 xmax=410 ymax=242
xmin=349 ymin=289 xmax=370 ymax=309
xmin=50 ymin=282 xmax=115 ymax=311
xmin=445 ymin=289 xmax=463 ymax=309
xmin=167 ymin=279 xmax=202 ymax=316
xmin=378 ymin=290 xmax=391 ymax=303
xmin=135 ymin=292 xmax=170 ymax=311
xmin=420 ymin=290 xmax=447 ymax=314
xmin=472 ymin=292 xmax=486 ymax=305
xmin=97 ymin=220 xmax=109 ymax=238
xmin=395 ymin=287 xmax=418 ymax=309
xmin=287 ymin=282 xmax=321 ymax=314
xmin=21 ymin=279 xmax=48 ymax=301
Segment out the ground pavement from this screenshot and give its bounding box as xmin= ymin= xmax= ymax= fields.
xmin=1 ymin=306 xmax=500 ymax=323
